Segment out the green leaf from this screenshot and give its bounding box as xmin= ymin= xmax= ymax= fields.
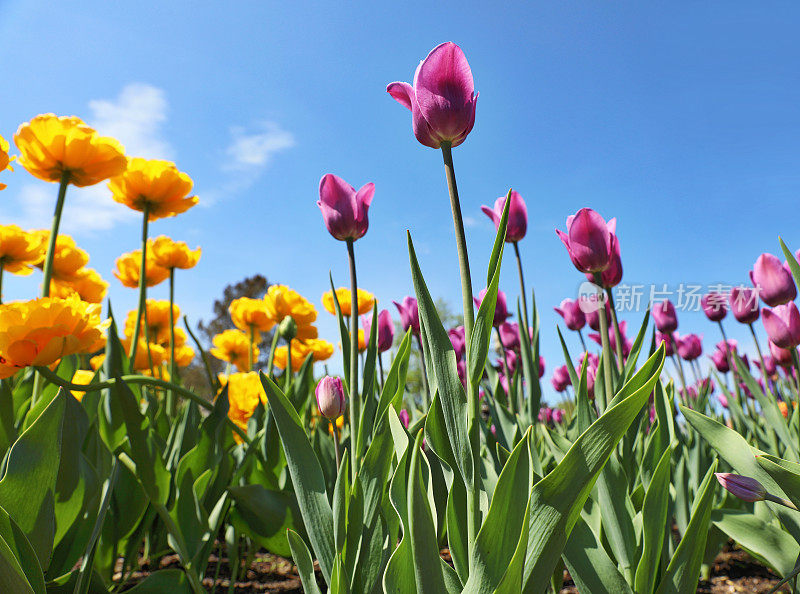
xmin=0 ymin=505 xmax=45 ymax=594
xmin=470 ymin=256 xmax=502 ymax=392
xmin=486 ymin=190 xmax=510 ymax=287
xmin=329 ymin=273 xmax=351 ymax=391
xmin=780 ymin=237 xmax=800 ymax=290
xmin=596 ymin=452 xmax=637 ymax=582
xmin=0 ymin=532 xmax=35 ymax=594
xmin=123 ymin=569 xmax=192 ymax=593
xmin=375 ymin=330 xmax=412 ymax=426
xmin=0 ymin=389 xmax=66 ymax=570
xmin=562 ymin=514 xmax=632 ymax=594
xmin=260 ymin=373 xmax=334 ymax=584
xmin=635 ymin=446 xmax=672 ymax=594
xmin=287 ymin=529 xmax=323 ymax=594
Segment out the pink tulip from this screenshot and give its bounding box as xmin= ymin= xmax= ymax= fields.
xmin=715 ymin=473 xmax=766 ymax=502
xmin=675 ymin=333 xmax=703 ymax=361
xmin=652 ymin=300 xmax=678 ymax=334
xmin=551 ymin=365 xmax=572 ymax=392
xmin=393 ymin=296 xmax=420 ymax=336
xmin=497 ymin=321 xmax=520 ymax=351
xmin=474 ymin=288 xmax=511 ymax=327
xmin=554 ymin=298 xmax=586 ymax=332
xmin=579 ymin=352 xmax=600 ymax=370
xmin=585 ymin=301 xmax=611 ymax=332
xmin=316 ymin=376 xmax=347 ymax=419
xmin=538 ymin=407 xmax=553 ymax=424
xmin=762 ymin=303 xmax=800 ymax=349
xmin=399 ymin=409 xmax=410 ymax=428
xmin=729 ymin=286 xmax=760 ymax=324
xmin=718 ymin=393 xmax=729 ymax=408
xmin=538 ymin=355 xmax=546 ymax=378
xmin=710 ymin=348 xmax=730 ymax=373
xmin=481 ymin=190 xmax=527 ymax=243
xmin=448 ymin=326 xmax=466 ymax=360
xmin=755 ymin=355 xmax=777 ymax=376
xmin=387 ymin=42 xmax=478 ymax=149
xmin=556 ymin=208 xmax=617 ymax=273
xmin=362 ymin=309 xmax=395 ymax=353
xmin=701 ymin=292 xmax=728 ymax=322
xmin=769 ymin=341 xmax=795 ymax=368
xmin=585 ymin=232 xmax=622 ymax=288
xmin=751 ymin=253 xmax=797 ymax=307
xmin=317 ymin=174 xmax=374 ymax=242
xmin=657 ymin=331 xmax=675 ymax=357
xmin=552 ymin=409 xmax=565 ymax=423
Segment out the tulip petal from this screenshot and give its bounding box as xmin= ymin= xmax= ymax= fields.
xmin=386 ymin=82 xmax=415 ymax=111
xmin=481 ymin=205 xmax=500 ymax=226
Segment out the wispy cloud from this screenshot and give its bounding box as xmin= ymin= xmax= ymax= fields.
xmin=224 ymin=121 xmax=295 ymax=172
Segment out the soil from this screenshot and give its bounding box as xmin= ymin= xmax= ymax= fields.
xmin=118 ymin=544 xmax=791 ymax=593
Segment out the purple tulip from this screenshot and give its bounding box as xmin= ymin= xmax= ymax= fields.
xmin=585 ymin=232 xmax=622 ymax=288
xmin=474 ymin=288 xmax=511 ymax=327
xmin=715 ymin=473 xmax=766 ymax=502
xmin=762 ymin=303 xmax=800 ymax=349
xmin=729 ymin=286 xmax=760 ymax=324
xmin=448 ymin=326 xmax=466 ymax=360
xmin=500 ymin=350 xmax=519 ymax=374
xmin=317 ymin=174 xmax=374 ymax=242
xmin=316 ymin=376 xmax=347 ymax=419
xmin=393 ymin=296 xmax=420 ymax=336
xmin=579 ymin=351 xmax=600 ymax=370
xmin=457 ymin=359 xmax=467 ymax=389
xmin=538 ymin=355 xmax=546 ymax=378
xmin=718 ymin=393 xmax=729 ymax=408
xmin=556 ymin=208 xmax=617 ymax=274
xmin=769 ymin=341 xmax=795 ymax=368
xmin=751 ymin=253 xmax=797 ymax=307
xmin=710 ymin=348 xmax=730 ymax=373
xmin=538 ymin=407 xmax=553 ymax=424
xmin=387 ymin=42 xmax=478 ymax=149
xmin=701 ymin=292 xmax=728 ymax=322
xmin=585 ymin=301 xmax=611 ymax=332
xmin=398 ymin=409 xmax=410 ymax=428
xmin=675 ymin=333 xmax=703 ymax=361
xmin=652 ymin=300 xmax=678 ymax=334
xmin=554 ymin=298 xmax=586 ymax=332
xmin=362 ymin=309 xmax=395 ymax=353
xmin=552 ymin=409 xmax=565 ymax=423
xmin=656 ymin=331 xmax=675 ymax=357
xmin=755 ymin=355 xmax=777 ymax=377
xmin=497 ymin=321 xmax=520 ymax=351
xmin=551 ymin=365 xmax=572 ymax=392
xmin=481 ymin=190 xmax=527 ymax=243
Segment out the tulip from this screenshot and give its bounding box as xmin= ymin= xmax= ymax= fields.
xmin=501 ymin=350 xmax=519 ymax=374
xmin=448 ymin=326 xmax=466 ymax=360
xmin=474 ymin=288 xmax=511 ymax=327
xmin=718 ymin=393 xmax=729 ymax=408
xmin=554 ymin=298 xmax=586 ymax=332
xmin=579 ymin=351 xmax=600 ymax=370
xmin=362 ymin=309 xmax=395 ymax=353
xmin=762 ymin=303 xmax=800 ymax=349
xmin=769 ymin=341 xmax=795 ymax=368
xmin=750 ymin=253 xmax=797 ymax=307
xmin=710 ymin=348 xmax=730 ymax=373
xmin=755 ymin=355 xmax=777 ymax=377
xmin=398 ymin=409 xmax=410 ymax=428
xmin=315 ymin=376 xmax=347 ymax=419
xmin=496 ymin=321 xmax=520 ymax=352
xmin=715 ymin=473 xmax=766 ymax=502
xmin=551 ymin=365 xmax=571 ymax=392
xmin=538 ymin=407 xmax=553 ymax=424
xmin=590 ymin=321 xmax=631 ymax=358
xmin=652 ymin=300 xmax=678 ymax=334
xmin=393 ymin=296 xmax=420 ymax=335
xmin=657 ymin=331 xmax=675 ymax=357
xmin=481 ymin=190 xmax=527 ymax=243
xmin=701 ymin=292 xmax=728 ymax=322
xmin=585 ymin=301 xmax=611 ymax=332
xmin=730 ymin=286 xmax=760 ymax=324
xmin=556 ymin=208 xmax=617 ymax=273
xmin=457 ymin=359 xmax=467 ymax=388
xmin=552 ymin=409 xmax=565 ymax=423
xmin=585 ymin=232 xmax=622 ymax=288
xmin=387 ymin=42 xmax=478 ymax=150
xmin=317 ymin=174 xmax=374 ymax=242
xmin=675 ymin=333 xmax=703 ymax=361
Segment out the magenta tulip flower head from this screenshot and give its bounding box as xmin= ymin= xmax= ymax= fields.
xmin=718 ymin=393 xmax=729 ymax=408
xmin=317 ymin=174 xmax=374 ymax=242
xmin=729 ymin=286 xmax=760 ymax=324
xmin=585 ymin=233 xmax=622 ymax=289
xmin=710 ymin=348 xmax=730 ymax=373
xmin=552 ymin=409 xmax=565 ymax=423
xmin=675 ymin=333 xmax=703 ymax=361
xmin=362 ymin=309 xmax=395 ymax=353
xmin=556 ymin=208 xmax=617 ymax=274
xmin=762 ymin=303 xmax=800 ymax=349
xmin=393 ymin=296 xmax=420 ymax=336
xmin=481 ymin=190 xmax=527 ymax=243
xmin=538 ymin=355 xmax=546 ymax=378
xmin=769 ymin=341 xmax=795 ymax=368
xmin=652 ymin=300 xmax=678 ymax=334
xmin=316 ymin=376 xmax=347 ymax=419
xmin=756 ymin=355 xmax=777 ymax=377
xmin=497 ymin=321 xmax=520 ymax=351
xmin=585 ymin=301 xmax=611 ymax=332
xmin=715 ymin=473 xmax=766 ymax=502
xmin=656 ymin=331 xmax=675 ymax=357
xmin=448 ymin=325 xmax=466 ymax=360
xmin=751 ymin=253 xmax=797 ymax=307
xmin=474 ymin=288 xmax=510 ymax=327
xmin=554 ymin=298 xmax=586 ymax=332
xmin=398 ymin=409 xmax=410 ymax=428
xmin=551 ymin=365 xmax=572 ymax=392
xmin=387 ymin=42 xmax=478 ymax=150
xmin=701 ymin=292 xmax=729 ymax=322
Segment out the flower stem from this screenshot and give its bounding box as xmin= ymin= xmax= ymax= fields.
xmin=346 ymin=239 xmax=360 ymax=479
xmin=378 ymin=352 xmax=385 ymax=390
xmin=748 ymin=323 xmax=769 ymax=382
xmin=285 ymin=338 xmax=293 ymax=391
xmin=167 ymin=268 xmax=177 ymax=417
xmin=578 ymin=329 xmax=588 ymax=353
xmin=266 ymin=330 xmax=280 ymax=377
xmin=513 ymin=241 xmax=529 ymax=330
xmin=249 ymin=325 xmax=256 ymax=371
xmin=41 ymin=172 xmax=70 ymax=297
xmin=605 ymin=288 xmax=624 ymax=371
xmin=332 ymin=424 xmax=341 ymax=469
xmin=791 ymin=349 xmax=800 ymax=402
xmin=593 ymin=274 xmax=614 ymax=408
xmin=129 ymin=204 xmax=150 ymax=364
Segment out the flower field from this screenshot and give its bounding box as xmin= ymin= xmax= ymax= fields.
xmin=2 ymin=39 xmax=800 ymax=594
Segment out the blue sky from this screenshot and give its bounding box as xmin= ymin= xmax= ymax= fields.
xmin=1 ymin=1 xmax=799 ymax=401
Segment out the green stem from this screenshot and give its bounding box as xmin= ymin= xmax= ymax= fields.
xmin=346 ymin=239 xmax=360 ymax=479
xmin=129 ymin=204 xmax=150 ymax=364
xmin=378 ymin=352 xmax=385 ymax=390
xmin=183 ymin=316 xmax=219 ymax=394
xmin=749 ymin=323 xmax=769 ymax=383
xmin=593 ymin=274 xmax=613 ymax=409
xmin=40 ymin=171 xmax=70 ymax=297
xmin=578 ymin=329 xmax=588 ymax=353
xmin=605 ymin=288 xmax=624 ymax=371
xmin=249 ymin=325 xmax=256 ymax=371
xmin=513 ymin=242 xmax=530 ymax=331
xmin=266 ymin=330 xmax=280 ymax=377
xmin=167 ymin=268 xmax=176 ymax=416
xmin=285 ymin=338 xmax=293 ymax=391
xmin=792 ymin=350 xmax=800 ymax=402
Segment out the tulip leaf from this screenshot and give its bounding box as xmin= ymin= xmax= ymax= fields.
xmin=779 ymin=237 xmax=800 ymax=290
xmin=596 ymin=451 xmax=637 ymax=582
xmin=486 ymin=191 xmax=510 ymax=287
xmin=562 ymin=514 xmax=632 ymax=594
xmin=260 ymin=372 xmax=334 ymax=584
xmin=622 ymin=307 xmax=651 ymax=383
xmin=656 ymin=461 xmax=718 ymax=594
xmin=375 ymin=330 xmax=412 ymax=427
xmin=229 ymin=484 xmax=300 ymax=559
xmin=446 ymin=474 xmax=469 ymax=584
xmin=635 ymin=446 xmax=672 ymax=594
xmin=287 ymin=529 xmax=323 ymax=594
xmin=470 ymin=255 xmax=502 ymax=391
xmin=757 ymin=455 xmax=800 ymax=510
xmin=518 ymin=295 xmax=542 ymax=422
xmin=122 ymin=569 xmax=191 ymax=593
xmin=521 ymin=344 xmax=664 ymax=592
xmin=0 ymin=532 xmax=35 ymax=594
xmin=0 ymin=504 xmax=45 ymax=594
xmin=328 ymin=273 xmax=351 ymax=391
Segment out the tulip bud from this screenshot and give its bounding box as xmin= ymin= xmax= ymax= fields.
xmin=556 ymin=208 xmax=617 ymax=273
xmin=675 ymin=333 xmax=703 ymax=361
xmin=585 ymin=301 xmax=611 ymax=332
xmin=474 ymin=288 xmax=510 ymax=327
xmin=497 ymin=322 xmax=520 ymax=352
xmin=393 ymin=296 xmax=420 ymax=336
xmin=278 ymin=316 xmax=297 ymax=341
xmin=715 ymin=473 xmax=766 ymax=502
xmin=762 ymin=303 xmax=800 ymax=349
xmin=481 ymin=190 xmax=527 ymax=243
xmin=701 ymin=292 xmax=728 ymax=322
xmin=730 ymin=286 xmax=760 ymax=324
xmin=551 ymin=365 xmax=571 ymax=392
xmin=315 ymin=376 xmax=346 ymax=419
xmin=448 ymin=325 xmax=467 ymax=359
xmin=554 ymin=299 xmax=586 ymax=332
xmin=652 ymin=300 xmax=678 ymax=334
xmin=398 ymin=409 xmax=410 ymax=428
xmin=362 ymin=309 xmax=395 ymax=353
xmin=751 ymin=253 xmax=797 ymax=307
xmin=317 ymin=174 xmax=374 ymax=242
xmin=657 ymin=332 xmax=675 ymax=357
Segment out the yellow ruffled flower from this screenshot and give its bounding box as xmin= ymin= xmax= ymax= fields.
xmin=14 ymin=114 xmax=127 ymax=187
xmin=0 ymin=296 xmax=108 ymax=378
xmin=150 ymin=235 xmax=201 ymax=270
xmin=322 ymin=287 xmax=376 ymax=316
xmin=114 ymin=246 xmax=170 ymax=288
xmin=210 ymin=329 xmax=257 ymax=372
xmin=273 ymin=340 xmax=313 ymax=372
xmin=0 ymin=225 xmax=44 ymax=276
xmin=124 ymin=299 xmax=179 ymax=344
xmin=0 ymin=135 xmax=14 ymax=190
xmin=32 ymin=233 xmax=88 ymax=282
xmin=70 ymin=369 xmax=95 ymax=402
xmin=90 ymin=353 xmax=105 ymax=371
xmin=50 ymin=268 xmax=109 ymax=304
xmin=120 ymin=336 xmax=167 ymax=371
xmin=219 ymin=371 xmax=267 ymax=441
xmin=173 ymin=343 xmax=195 ymax=367
xmin=108 ymin=158 xmax=198 ymax=221
xmin=304 ymin=338 xmax=335 ymax=362
xmin=264 ymin=285 xmax=317 ymax=326
xmin=230 ymin=297 xmax=274 ymax=335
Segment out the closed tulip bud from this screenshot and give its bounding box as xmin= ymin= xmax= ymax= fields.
xmin=538 ymin=355 xmax=546 ymax=378
xmin=554 ymin=298 xmax=586 ymax=332
xmin=278 ymin=316 xmax=297 ymax=341
xmin=393 ymin=296 xmax=420 ymax=335
xmin=552 ymin=409 xmax=565 ymax=424
xmin=769 ymin=341 xmax=795 ymax=368
xmin=538 ymin=407 xmax=553 ymax=424
xmin=718 ymin=393 xmax=729 ymax=408
xmin=448 ymin=325 xmax=466 ymax=359
xmin=474 ymin=288 xmax=511 ymax=327
xmin=675 ymin=333 xmax=703 ymax=361
xmin=652 ymin=300 xmax=678 ymax=333
xmin=701 ymin=292 xmax=729 ymax=322
xmin=317 ymin=174 xmax=374 ymax=242
xmin=556 ymin=208 xmax=617 ymax=273
xmin=751 ymin=253 xmax=797 ymax=307
xmin=657 ymin=332 xmax=675 ymax=357
xmin=710 ymin=348 xmax=730 ymax=373
xmin=315 ymin=376 xmax=347 ymax=419
xmin=585 ymin=233 xmax=622 ymax=288
xmin=481 ymin=190 xmax=527 ymax=243
xmin=585 ymin=301 xmax=611 ymax=332
xmin=730 ymin=286 xmax=760 ymax=324
xmin=387 ymin=42 xmax=478 ymax=149
xmin=398 ymin=409 xmax=410 ymax=428
xmin=497 ymin=321 xmax=520 ymax=352
xmin=762 ymin=303 xmax=800 ymax=349
xmin=362 ymin=309 xmax=395 ymax=353
xmin=551 ymin=365 xmax=572 ymax=392
xmin=715 ymin=473 xmax=766 ymax=502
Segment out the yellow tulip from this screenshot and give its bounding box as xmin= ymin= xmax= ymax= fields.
xmin=108 ymin=158 xmax=198 ymax=221
xmin=0 ymin=134 xmax=14 ymax=190
xmin=322 ymin=287 xmax=376 ymax=316
xmin=210 ymin=329 xmax=256 ymax=372
xmin=0 ymin=225 xmax=44 ymax=276
xmin=150 ymin=235 xmax=201 ymax=270
xmin=114 ymin=246 xmax=170 ymax=288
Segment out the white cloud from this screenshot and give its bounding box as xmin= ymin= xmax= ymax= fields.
xmin=463 ymin=215 xmax=479 ymax=228
xmin=224 ymin=121 xmax=295 ymax=171
xmin=88 ymin=83 xmax=172 ymax=159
